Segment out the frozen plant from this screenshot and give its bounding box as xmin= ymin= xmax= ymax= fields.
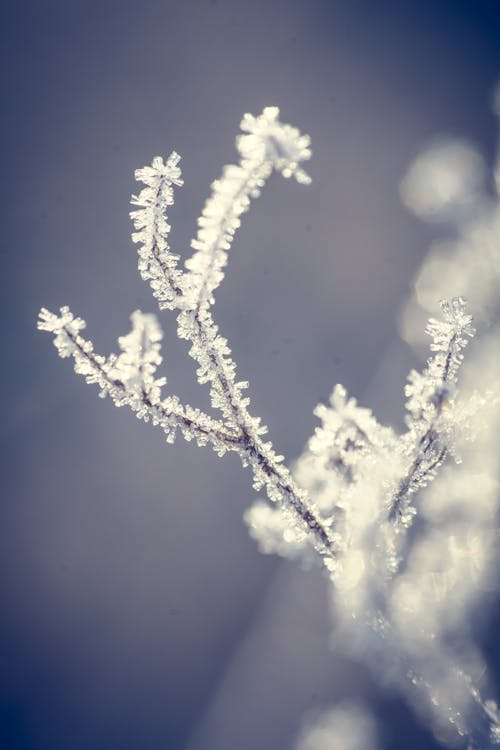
xmin=39 ymin=106 xmax=500 ymax=749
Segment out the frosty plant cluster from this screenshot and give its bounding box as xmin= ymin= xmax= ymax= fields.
xmin=39 ymin=107 xmax=500 ymax=749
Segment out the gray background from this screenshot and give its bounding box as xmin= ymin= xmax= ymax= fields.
xmin=2 ymin=1 xmax=500 ymax=748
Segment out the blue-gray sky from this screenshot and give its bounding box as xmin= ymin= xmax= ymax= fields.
xmin=2 ymin=1 xmax=500 ymax=749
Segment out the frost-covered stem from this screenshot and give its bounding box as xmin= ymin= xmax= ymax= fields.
xmin=187 ymin=311 xmax=337 ymax=554
xmin=62 ymin=324 xmax=240 ymax=451
xmin=189 ymin=157 xmax=268 ymax=315
xmin=244 ymin=433 xmax=337 ymax=554
xmin=183 ymin=106 xmax=311 ymax=313
xmin=43 ymin=313 xmax=336 ymax=553
xmin=190 ymin=311 xmax=254 ymax=428
xmin=130 ymin=153 xmax=185 ymax=311
xmin=388 ymin=428 xmax=447 ymax=521
xmin=443 ymin=332 xmax=458 ymax=382
xmin=388 ymin=300 xmax=474 ymax=522
xmin=148 ymin=222 xmax=183 ymax=302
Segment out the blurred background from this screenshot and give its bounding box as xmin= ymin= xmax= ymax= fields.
xmin=1 ymin=1 xmax=500 ymax=748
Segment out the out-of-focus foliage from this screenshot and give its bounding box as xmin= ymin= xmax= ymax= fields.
xmin=295 ymin=702 xmax=380 ymax=750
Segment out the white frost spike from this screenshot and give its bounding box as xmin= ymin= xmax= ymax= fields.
xmin=111 ymin=310 xmax=166 ymax=403
xmin=406 ymin=297 xmax=475 ymax=422
xmin=426 ymin=296 xmax=475 ymax=381
xmin=384 ymin=299 xmax=477 ymax=526
xmin=184 ymin=106 xmax=312 ymax=311
xmin=38 ymin=306 xmax=87 ymax=357
xmin=130 ymin=152 xmax=184 ymax=310
xmin=237 ymin=106 xmax=312 ymax=184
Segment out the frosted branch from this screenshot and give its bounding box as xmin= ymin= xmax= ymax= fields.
xmin=183 ymin=106 xmax=311 ymax=313
xmin=37 ymin=307 xmax=238 ymax=453
xmin=130 ymin=152 xmax=185 ymax=310
xmin=38 ymin=305 xmax=336 ymax=554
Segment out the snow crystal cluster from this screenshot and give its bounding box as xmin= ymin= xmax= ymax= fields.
xmin=39 ymin=105 xmax=500 ymax=749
